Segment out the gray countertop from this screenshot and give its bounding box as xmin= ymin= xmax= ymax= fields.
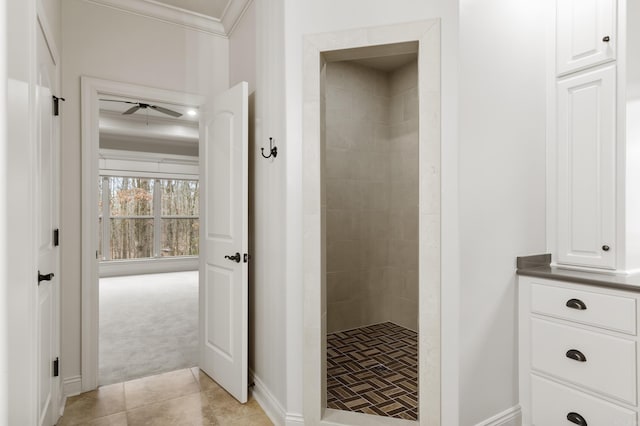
xmin=516 ymin=254 xmax=640 ymax=292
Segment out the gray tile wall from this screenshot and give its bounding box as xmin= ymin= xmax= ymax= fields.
xmin=325 ymin=59 xmax=418 ymax=332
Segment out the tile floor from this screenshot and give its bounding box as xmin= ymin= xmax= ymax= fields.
xmin=326 ymin=322 xmax=418 ymax=420
xmin=57 ymin=368 xmax=272 ymax=426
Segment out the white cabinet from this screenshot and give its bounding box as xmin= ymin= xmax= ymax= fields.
xmin=519 ymin=276 xmax=640 ymax=426
xmin=556 ymin=65 xmax=616 ymax=269
xmin=557 ymin=0 xmax=617 ymax=76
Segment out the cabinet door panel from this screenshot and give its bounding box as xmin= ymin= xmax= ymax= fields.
xmin=557 ymin=65 xmax=616 ymax=269
xmin=557 ymin=0 xmax=616 ymax=75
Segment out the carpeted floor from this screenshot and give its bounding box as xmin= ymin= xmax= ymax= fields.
xmin=99 ymin=271 xmax=199 ymax=386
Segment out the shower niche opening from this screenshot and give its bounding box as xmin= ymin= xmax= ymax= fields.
xmin=323 ymin=42 xmax=419 ymax=421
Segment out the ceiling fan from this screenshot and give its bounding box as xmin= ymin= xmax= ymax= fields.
xmin=100 ymin=99 xmax=183 ymax=118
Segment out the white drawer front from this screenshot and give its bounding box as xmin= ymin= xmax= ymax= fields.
xmin=531 ymin=318 xmax=637 ymax=405
xmin=532 ymin=375 xmax=636 ymax=426
xmin=531 ymin=282 xmax=636 ymax=335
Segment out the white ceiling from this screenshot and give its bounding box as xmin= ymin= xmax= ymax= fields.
xmin=151 ymin=0 xmax=231 ymax=19
xmin=99 ymin=96 xmax=199 ymax=154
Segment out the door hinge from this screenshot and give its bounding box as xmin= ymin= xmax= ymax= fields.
xmin=52 ymin=95 xmax=65 ymax=116
xmin=53 ymin=229 xmax=59 ymax=247
xmin=53 ymin=357 xmax=59 ymax=377
xmin=243 ymin=253 xmax=251 ymax=263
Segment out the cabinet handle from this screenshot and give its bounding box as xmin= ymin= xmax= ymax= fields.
xmin=567 ymin=412 xmax=588 ymax=426
xmin=602 ymin=245 xmax=610 ymax=251
xmin=566 ymin=349 xmax=587 ymax=362
xmin=602 ymin=36 xmax=610 ymax=42
xmin=566 ymin=298 xmax=587 ymax=310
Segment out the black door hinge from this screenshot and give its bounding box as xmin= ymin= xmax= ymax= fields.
xmin=53 ymin=229 xmax=59 ymax=247
xmin=53 ymin=357 xmax=59 ymax=377
xmin=52 ymin=96 xmax=65 ymax=116
xmin=243 ymin=253 xmax=251 ymax=263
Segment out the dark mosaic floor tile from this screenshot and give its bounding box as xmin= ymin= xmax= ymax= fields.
xmin=326 ymin=322 xmax=418 ymax=420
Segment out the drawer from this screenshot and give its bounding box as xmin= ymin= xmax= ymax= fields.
xmin=532 ymin=375 xmax=636 ymax=426
xmin=531 ymin=318 xmax=637 ymax=405
xmin=531 ymin=282 xmax=636 ymax=335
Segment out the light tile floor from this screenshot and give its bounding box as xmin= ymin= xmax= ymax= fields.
xmin=58 ymin=368 xmax=272 ymax=426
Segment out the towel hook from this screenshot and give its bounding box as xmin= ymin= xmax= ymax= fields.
xmin=261 ymin=137 xmax=278 ymax=159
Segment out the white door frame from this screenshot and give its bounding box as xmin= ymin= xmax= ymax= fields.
xmin=80 ymin=77 xmax=205 ymax=391
xmin=302 ymin=21 xmax=442 ymax=425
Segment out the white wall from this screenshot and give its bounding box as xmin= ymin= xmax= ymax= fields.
xmin=0 ymin=0 xmax=8 ymax=423
xmin=246 ymin=0 xmax=290 ymax=415
xmin=60 ymin=0 xmax=228 ymax=389
xmin=282 ymin=0 xmax=460 ymax=422
xmin=458 ymin=0 xmax=548 ymax=424
xmin=229 ymin=0 xmax=256 ymax=93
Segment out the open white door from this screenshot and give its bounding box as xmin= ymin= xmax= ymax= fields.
xmin=199 ymin=81 xmax=249 ymax=403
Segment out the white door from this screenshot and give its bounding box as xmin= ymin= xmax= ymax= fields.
xmin=36 ymin=20 xmax=60 ymax=426
xmin=557 ymin=65 xmax=616 ymax=269
xmin=199 ymin=82 xmax=249 ymax=403
xmin=557 ymin=0 xmax=616 ymax=76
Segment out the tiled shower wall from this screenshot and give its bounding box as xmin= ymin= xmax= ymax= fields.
xmin=387 ymin=61 xmax=419 ymax=330
xmin=325 ymin=59 xmax=418 ymax=333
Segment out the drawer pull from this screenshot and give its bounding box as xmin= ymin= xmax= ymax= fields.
xmin=566 ymin=298 xmax=587 ymax=310
xmin=567 ymin=412 xmax=587 ymax=426
xmin=566 ymin=349 xmax=587 ymax=362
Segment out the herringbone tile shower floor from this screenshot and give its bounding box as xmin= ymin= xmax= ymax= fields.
xmin=326 ymin=322 xmax=418 ymax=420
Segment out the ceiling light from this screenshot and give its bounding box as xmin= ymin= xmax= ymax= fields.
xmin=187 ymin=109 xmax=198 ymax=117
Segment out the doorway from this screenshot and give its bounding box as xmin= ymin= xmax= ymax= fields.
xmin=95 ymin=95 xmax=201 ymax=385
xmin=81 ymin=78 xmax=251 ymax=405
xmin=80 ymin=78 xmax=206 ymax=391
xmin=324 ymin=53 xmax=419 ymax=420
xmin=302 ymin=21 xmax=441 ymax=425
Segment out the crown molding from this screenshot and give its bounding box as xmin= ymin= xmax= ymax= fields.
xmin=221 ymin=0 xmax=254 ymax=36
xmin=83 ymin=0 xmax=227 ymax=37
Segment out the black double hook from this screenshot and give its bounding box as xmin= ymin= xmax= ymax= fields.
xmin=261 ymin=137 xmax=278 ymax=159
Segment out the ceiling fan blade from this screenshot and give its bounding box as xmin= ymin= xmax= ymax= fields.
xmin=122 ymin=105 xmax=141 ymax=115
xmin=150 ymin=105 xmax=183 ymax=118
xmin=100 ymin=99 xmax=138 ymax=105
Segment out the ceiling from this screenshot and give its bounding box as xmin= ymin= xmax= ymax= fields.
xmin=151 ymin=0 xmax=232 ymax=19
xmin=99 ymin=96 xmax=199 ymax=155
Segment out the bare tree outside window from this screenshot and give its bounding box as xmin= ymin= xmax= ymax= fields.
xmin=160 ymin=179 xmax=199 ymax=257
xmin=98 ymin=176 xmax=199 ymax=261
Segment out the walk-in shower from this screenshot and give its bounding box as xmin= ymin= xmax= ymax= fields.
xmin=324 ymin=49 xmax=419 ymax=421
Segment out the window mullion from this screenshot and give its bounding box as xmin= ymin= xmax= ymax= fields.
xmin=102 ymin=176 xmax=111 ymax=261
xmin=153 ymin=179 xmax=162 ymax=258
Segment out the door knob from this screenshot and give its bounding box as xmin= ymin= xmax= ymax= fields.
xmin=603 ymin=36 xmax=610 ymax=42
xmin=224 ymin=252 xmax=241 ymax=263
xmin=602 ymin=245 xmax=610 ymax=251
xmin=38 ymin=271 xmax=54 ymax=283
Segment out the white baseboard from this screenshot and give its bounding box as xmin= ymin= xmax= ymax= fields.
xmin=285 ymin=413 xmax=305 ymax=426
xmin=59 ymin=396 xmax=67 ymax=417
xmin=250 ymin=372 xmax=304 ymax=426
xmin=475 ymin=405 xmax=521 ymax=426
xmin=62 ymin=375 xmax=82 ymax=398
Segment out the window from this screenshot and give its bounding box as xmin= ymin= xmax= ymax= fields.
xmin=99 ymin=176 xmax=199 ymax=261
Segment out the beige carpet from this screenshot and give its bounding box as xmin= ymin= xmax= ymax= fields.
xmin=99 ymin=271 xmax=199 ymax=386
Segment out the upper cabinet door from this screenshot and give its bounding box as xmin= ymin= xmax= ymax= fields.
xmin=557 ymin=65 xmax=616 ymax=269
xmin=557 ymin=0 xmax=617 ymax=76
